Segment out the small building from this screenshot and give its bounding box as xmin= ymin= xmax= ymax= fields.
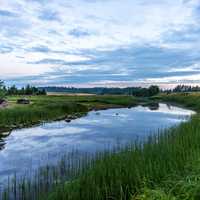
xmin=17 ymin=98 xmax=30 ymax=104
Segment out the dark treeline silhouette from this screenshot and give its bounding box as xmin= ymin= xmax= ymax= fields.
xmin=165 ymin=85 xmax=200 ymax=93
xmin=41 ymin=85 xmax=160 ymax=97
xmin=0 ymin=81 xmax=46 ymax=97
xmin=7 ymin=85 xmax=46 ymax=95
xmin=0 ymin=80 xmax=6 ymax=99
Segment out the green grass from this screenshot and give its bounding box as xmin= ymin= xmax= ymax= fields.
xmin=41 ymin=93 xmax=200 ymax=200
xmin=0 ymin=95 xmax=137 ymax=133
xmin=154 ymin=92 xmax=200 ymax=111
xmin=43 ymin=115 xmax=200 ymax=200
xmin=2 ymin=93 xmax=200 ymax=200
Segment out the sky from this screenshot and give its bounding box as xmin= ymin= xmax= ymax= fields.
xmin=0 ymin=0 xmax=200 ymax=88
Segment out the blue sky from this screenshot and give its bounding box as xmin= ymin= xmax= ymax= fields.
xmin=0 ymin=0 xmax=200 ymax=88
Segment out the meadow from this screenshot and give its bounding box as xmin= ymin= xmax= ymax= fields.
xmin=1 ymin=93 xmax=200 ymax=200
xmin=0 ymin=95 xmax=137 ymax=133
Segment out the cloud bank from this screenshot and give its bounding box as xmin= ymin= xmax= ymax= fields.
xmin=0 ymin=0 xmax=200 ymax=88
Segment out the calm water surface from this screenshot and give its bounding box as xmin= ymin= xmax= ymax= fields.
xmin=0 ymin=103 xmax=195 ymax=185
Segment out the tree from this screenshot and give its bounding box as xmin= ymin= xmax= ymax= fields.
xmin=37 ymin=89 xmax=47 ymax=95
xmin=0 ymin=80 xmax=6 ymax=99
xmin=24 ymin=84 xmax=31 ymax=95
xmin=148 ymin=85 xmax=160 ymax=96
xmin=8 ymin=85 xmax=18 ymax=95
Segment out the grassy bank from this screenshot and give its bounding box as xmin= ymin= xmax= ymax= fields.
xmin=44 ymin=116 xmax=200 ymax=200
xmin=1 ymin=93 xmax=200 ymax=200
xmin=42 ymin=93 xmax=200 ymax=200
xmin=156 ymin=92 xmax=200 ymax=111
xmin=0 ymin=95 xmax=137 ymax=133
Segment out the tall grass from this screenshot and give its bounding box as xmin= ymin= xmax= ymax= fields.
xmin=156 ymin=92 xmax=200 ymax=111
xmin=1 ymin=93 xmax=199 ymax=200
xmin=0 ymin=95 xmax=137 ymax=132
xmin=1 ymin=114 xmax=200 ymax=200
xmin=0 ymin=102 xmax=88 ymax=132
xmin=0 ymin=150 xmax=95 ymax=200
xmin=44 ymin=115 xmax=200 ymax=200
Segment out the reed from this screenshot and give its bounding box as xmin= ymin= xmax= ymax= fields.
xmin=1 ymin=93 xmax=200 ymax=200
xmin=43 ymin=115 xmax=200 ymax=200
xmin=1 ymin=114 xmax=200 ymax=200
xmin=0 ymin=102 xmax=87 ymax=132
xmin=0 ymin=95 xmax=136 ymax=132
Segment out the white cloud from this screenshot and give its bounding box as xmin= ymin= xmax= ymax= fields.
xmin=0 ymin=0 xmax=200 ymax=86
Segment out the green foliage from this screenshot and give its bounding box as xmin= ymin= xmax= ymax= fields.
xmin=40 ymin=94 xmax=200 ymax=200
xmin=42 ymin=85 xmax=160 ymax=97
xmin=173 ymin=85 xmax=200 ymax=93
xmin=0 ymin=80 xmax=6 ymax=99
xmin=0 ymin=95 xmax=137 ymax=132
xmin=134 ymin=188 xmax=176 ymax=200
xmin=0 ymin=102 xmax=87 ymax=128
xmin=2 ymin=93 xmax=200 ymax=200
xmin=6 ymin=84 xmax=47 ymax=95
xmin=1 ymin=104 xmax=200 ymax=199
xmin=148 ymin=85 xmax=160 ymax=96
xmin=158 ymin=93 xmax=200 ymax=112
xmin=43 ymin=115 xmax=200 ymax=200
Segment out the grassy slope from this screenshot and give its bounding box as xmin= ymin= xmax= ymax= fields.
xmin=0 ymin=95 xmax=137 ymax=133
xmin=44 ymin=93 xmax=200 ymax=200
xmin=155 ymin=92 xmax=200 ymax=111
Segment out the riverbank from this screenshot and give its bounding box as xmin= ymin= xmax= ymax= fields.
xmin=154 ymin=92 xmax=200 ymax=112
xmin=0 ymin=95 xmax=138 ymax=134
xmin=2 ymin=93 xmax=199 ymax=200
xmin=42 ymin=93 xmax=200 ymax=200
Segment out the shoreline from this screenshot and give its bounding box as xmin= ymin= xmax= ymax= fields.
xmin=1 ymin=93 xmax=200 ymax=199
xmin=0 ymin=103 xmax=137 ymax=135
xmin=0 ymin=99 xmax=196 ymax=136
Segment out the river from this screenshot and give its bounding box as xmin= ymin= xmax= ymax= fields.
xmin=0 ymin=103 xmax=195 ymax=187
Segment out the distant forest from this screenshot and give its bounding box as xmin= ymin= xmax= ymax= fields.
xmin=6 ymin=85 xmax=47 ymax=95
xmin=1 ymin=81 xmax=199 ymax=99
xmin=40 ymin=85 xmax=160 ymax=97
xmin=0 ymin=81 xmax=46 ymax=98
xmin=163 ymin=85 xmax=200 ymax=93
xmin=41 ymin=84 xmax=200 ymax=96
xmin=165 ymin=85 xmax=200 ymax=93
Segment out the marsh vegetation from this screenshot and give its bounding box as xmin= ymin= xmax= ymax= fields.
xmin=0 ymin=95 xmax=137 ymax=133
xmin=0 ymin=93 xmax=199 ymax=200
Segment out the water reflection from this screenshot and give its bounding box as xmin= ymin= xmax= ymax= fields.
xmin=142 ymin=102 xmax=159 ymax=110
xmin=0 ymin=133 xmax=9 ymax=151
xmin=0 ymin=103 xmax=195 ymax=184
xmin=0 ymin=139 xmax=5 ymax=151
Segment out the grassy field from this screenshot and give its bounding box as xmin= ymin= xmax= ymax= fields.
xmin=0 ymin=95 xmax=137 ymax=133
xmin=1 ymin=93 xmax=200 ymax=200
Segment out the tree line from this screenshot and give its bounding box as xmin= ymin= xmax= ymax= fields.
xmin=41 ymin=85 xmax=160 ymax=97
xmin=6 ymin=85 xmax=46 ymax=95
xmin=0 ymin=81 xmax=46 ymax=99
xmin=0 ymin=80 xmax=160 ymax=99
xmin=165 ymin=85 xmax=200 ymax=93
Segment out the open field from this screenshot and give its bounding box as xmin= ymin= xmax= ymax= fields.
xmin=0 ymin=95 xmax=137 ymax=133
xmin=47 ymin=92 xmax=96 ymax=96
